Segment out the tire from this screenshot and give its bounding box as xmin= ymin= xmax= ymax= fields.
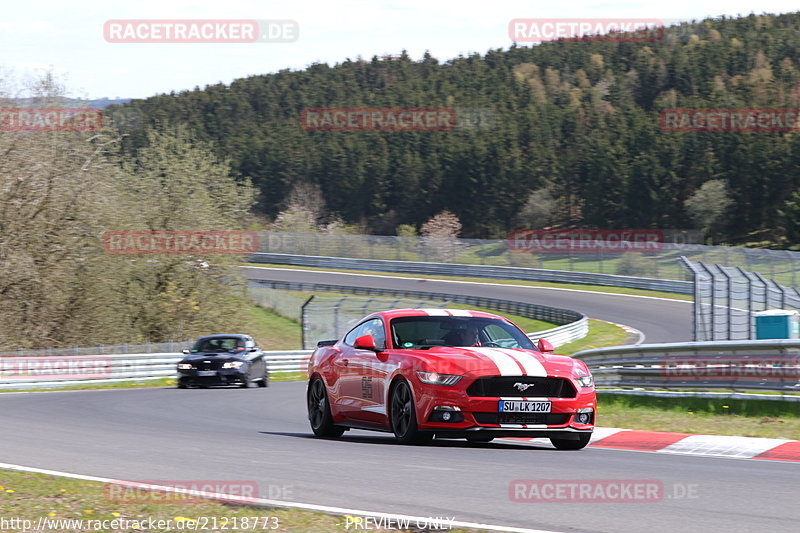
xmin=466 ymin=435 xmax=494 ymax=443
xmin=550 ymin=433 xmax=592 ymax=450
xmin=257 ymin=367 xmax=269 ymax=387
xmin=240 ymin=377 xmax=250 ymax=388
xmin=390 ymin=380 xmax=433 ymax=445
xmin=307 ymin=378 xmax=345 ymax=438
xmin=177 ymin=378 xmax=189 ymax=389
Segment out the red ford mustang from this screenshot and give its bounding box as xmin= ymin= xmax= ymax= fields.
xmin=306 ymin=309 xmax=596 ymax=449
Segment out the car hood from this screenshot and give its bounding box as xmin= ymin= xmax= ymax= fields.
xmin=180 ymin=353 xmax=247 ymax=364
xmin=390 ymin=346 xmax=578 ymax=378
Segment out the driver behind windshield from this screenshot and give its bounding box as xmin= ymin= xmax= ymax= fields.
xmin=443 ymin=324 xmax=482 ymax=347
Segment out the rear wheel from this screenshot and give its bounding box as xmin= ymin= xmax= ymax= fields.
xmin=390 ymin=380 xmax=433 ymax=445
xmin=550 ymin=433 xmax=592 ymax=450
xmin=308 ymin=378 xmax=345 ymax=438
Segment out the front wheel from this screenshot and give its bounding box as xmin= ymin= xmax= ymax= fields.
xmin=550 ymin=433 xmax=592 ymax=450
xmin=257 ymin=367 xmax=268 ymax=387
xmin=390 ymin=380 xmax=433 ymax=445
xmin=307 ymin=378 xmax=345 ymax=438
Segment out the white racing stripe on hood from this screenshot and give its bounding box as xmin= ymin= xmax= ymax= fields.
xmin=448 ymin=309 xmax=472 ymax=316
xmin=419 ymin=308 xmax=449 ymax=316
xmin=469 ymin=347 xmax=523 ymax=375
xmin=499 ymin=349 xmax=548 ymax=377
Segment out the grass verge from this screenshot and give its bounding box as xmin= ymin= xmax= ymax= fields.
xmin=0 ymin=469 xmax=479 ymax=532
xmin=597 ymin=393 xmax=800 ymax=440
xmin=244 ymin=262 xmax=693 ymax=301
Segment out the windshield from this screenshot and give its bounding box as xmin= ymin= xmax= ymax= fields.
xmin=390 ymin=316 xmax=535 ymax=350
xmin=192 ymin=337 xmax=245 ymax=353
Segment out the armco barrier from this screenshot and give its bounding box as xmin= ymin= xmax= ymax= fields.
xmin=571 ymin=340 xmax=800 ymax=394
xmin=248 ymin=278 xmax=588 ymax=339
xmin=0 ymin=316 xmax=587 ymax=390
xmin=0 ymin=351 xmax=313 ymax=390
xmin=248 ymin=253 xmax=693 ymax=294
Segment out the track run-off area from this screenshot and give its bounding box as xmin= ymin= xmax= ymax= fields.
xmin=1 ymin=269 xmax=797 ymax=533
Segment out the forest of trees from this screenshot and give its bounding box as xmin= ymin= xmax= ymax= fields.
xmin=109 ymin=12 xmax=800 ymax=244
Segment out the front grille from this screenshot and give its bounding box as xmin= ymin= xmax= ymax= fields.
xmin=473 ymin=413 xmax=571 ymax=425
xmin=196 ymin=360 xmax=222 ymax=371
xmin=466 ymin=377 xmax=576 ymax=398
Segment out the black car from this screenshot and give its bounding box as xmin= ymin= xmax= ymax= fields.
xmin=177 ymin=334 xmax=268 ymax=388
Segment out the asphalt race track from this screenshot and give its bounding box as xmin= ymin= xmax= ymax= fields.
xmin=1 ymin=385 xmax=798 ymax=533
xmin=3 ymin=270 xmax=795 ymax=533
xmin=242 ymin=266 xmax=691 ymax=343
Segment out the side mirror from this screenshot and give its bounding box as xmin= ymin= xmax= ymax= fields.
xmin=537 ymin=338 xmax=554 ymax=353
xmin=182 ymin=349 xmax=190 ymax=355
xmin=354 ymin=334 xmax=377 ymax=351
xmin=249 ymin=347 xmax=258 ymax=352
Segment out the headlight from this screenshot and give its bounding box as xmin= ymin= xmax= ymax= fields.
xmin=222 ymin=361 xmax=245 ymax=369
xmin=577 ymin=375 xmax=594 ymax=388
xmin=416 ymin=371 xmax=462 ymax=386
xmin=177 ymin=363 xmax=193 ymax=370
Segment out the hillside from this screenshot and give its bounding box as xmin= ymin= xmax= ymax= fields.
xmin=109 ymin=12 xmax=800 ymax=242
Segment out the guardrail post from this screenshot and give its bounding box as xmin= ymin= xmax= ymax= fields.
xmin=737 ymin=267 xmax=753 ymax=339
xmin=301 ymin=296 xmax=315 ymax=350
xmin=718 ymin=265 xmax=732 ymax=340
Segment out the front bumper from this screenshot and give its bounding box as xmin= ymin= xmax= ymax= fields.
xmin=413 ymin=379 xmax=596 ymax=438
xmin=177 ymin=369 xmax=248 ymax=386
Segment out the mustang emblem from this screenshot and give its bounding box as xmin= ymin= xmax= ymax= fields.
xmin=513 ymin=382 xmax=534 ymax=392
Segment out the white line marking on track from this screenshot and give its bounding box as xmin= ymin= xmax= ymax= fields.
xmin=0 ymin=462 xmax=567 ymax=533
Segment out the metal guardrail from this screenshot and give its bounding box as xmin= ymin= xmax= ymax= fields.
xmin=248 ymin=278 xmax=587 ymax=329
xmin=0 ymin=351 xmax=313 ymax=390
xmin=571 ymin=340 xmax=800 ymax=394
xmin=249 ymin=253 xmax=693 ymax=294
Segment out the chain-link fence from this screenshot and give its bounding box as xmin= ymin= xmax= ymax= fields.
xmin=255 ymin=232 xmax=800 ymax=286
xmin=682 ymin=257 xmax=800 ymax=341
xmin=300 ymin=295 xmax=448 ymax=349
xmin=3 ymin=341 xmax=192 ymax=357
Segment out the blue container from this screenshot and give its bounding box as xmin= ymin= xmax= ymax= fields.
xmin=754 ymin=310 xmax=800 ymax=340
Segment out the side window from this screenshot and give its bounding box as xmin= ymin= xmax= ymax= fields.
xmin=344 ymin=318 xmax=386 ymax=349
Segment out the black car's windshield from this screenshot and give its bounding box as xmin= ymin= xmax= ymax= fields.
xmin=192 ymin=337 xmax=245 ymax=353
xmin=390 ymin=316 xmax=534 ymax=350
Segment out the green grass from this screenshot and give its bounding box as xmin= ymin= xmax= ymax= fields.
xmin=555 ymin=319 xmax=630 ymax=356
xmin=0 ymin=469 xmax=479 ymax=532
xmin=245 ymin=262 xmax=693 ymax=301
xmin=244 ymin=305 xmax=302 ymax=350
xmin=597 ymin=393 xmax=800 ymax=439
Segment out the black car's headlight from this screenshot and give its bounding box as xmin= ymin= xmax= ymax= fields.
xmin=416 ymin=371 xmax=462 ymax=386
xmin=177 ymin=363 xmax=193 ymax=370
xmin=576 ymin=375 xmax=594 ymax=388
xmin=222 ymin=361 xmax=245 ymax=369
